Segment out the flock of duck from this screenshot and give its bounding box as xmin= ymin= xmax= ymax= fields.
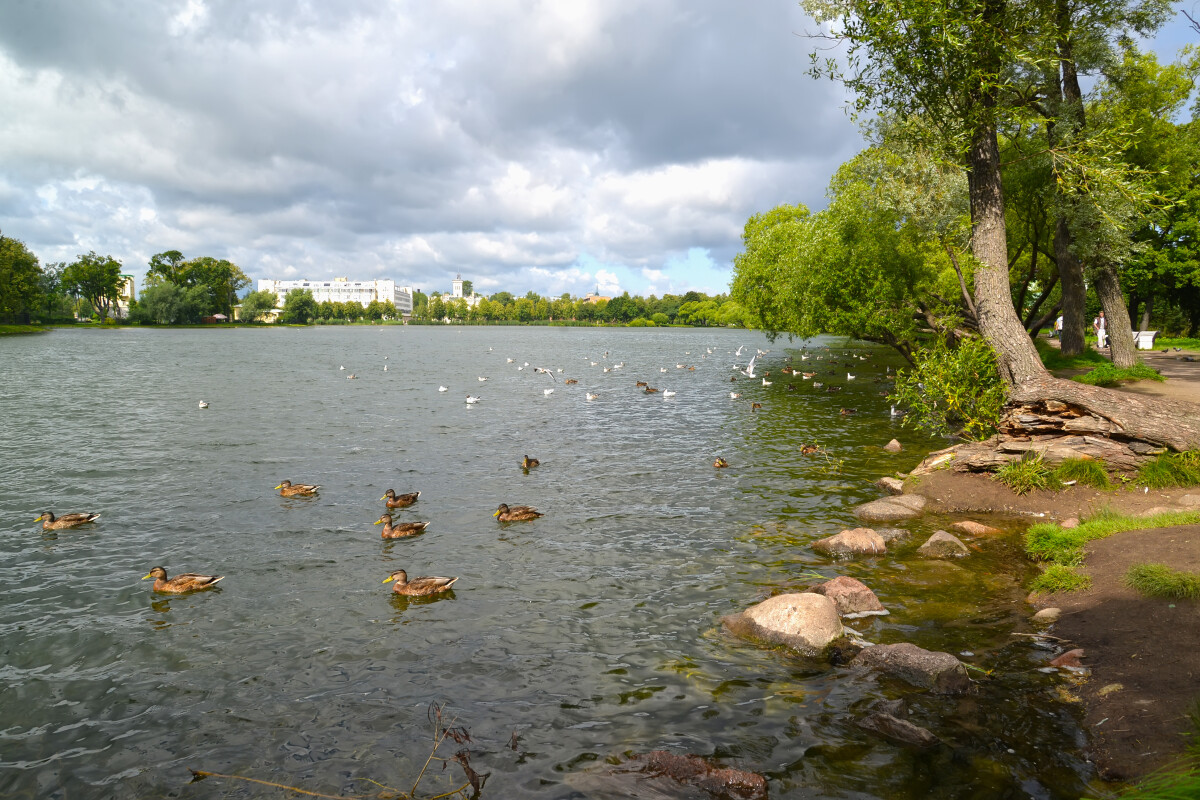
xmin=32 ymin=341 xmax=891 ymax=599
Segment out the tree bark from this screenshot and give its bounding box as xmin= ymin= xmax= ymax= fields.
xmin=1054 ymin=218 xmax=1087 ymax=356
xmin=1094 ymin=263 xmax=1137 ymax=367
xmin=1139 ymin=295 xmax=1153 ymax=331
xmin=967 ymin=121 xmax=1049 ymax=386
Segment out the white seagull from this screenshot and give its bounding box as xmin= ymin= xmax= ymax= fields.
xmin=466 ymin=395 xmax=481 ymax=404
xmin=847 ymin=373 xmax=856 ymax=380
xmin=478 ymin=376 xmax=489 ymax=382
xmin=663 ymin=390 xmax=676 ymax=398
xmin=741 ymin=354 xmax=758 ymax=378
xmin=586 ymin=392 xmax=599 ymax=400
xmin=198 ymin=401 xmax=209 ymax=409
xmin=438 ymin=386 xmax=449 ymax=392
xmin=762 ymin=378 xmax=772 ymax=386
xmin=543 ymin=388 xmax=554 ymax=396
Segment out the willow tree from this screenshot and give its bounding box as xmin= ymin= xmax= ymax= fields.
xmin=800 ymin=0 xmax=1200 ymax=449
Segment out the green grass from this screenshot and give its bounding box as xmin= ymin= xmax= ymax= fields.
xmin=1072 ymin=361 xmax=1164 ymax=387
xmin=1137 ymin=451 xmax=1200 ymax=489
xmin=1035 ymin=339 xmax=1108 ymax=370
xmin=1051 ymin=458 xmax=1111 ymax=489
xmin=1124 ymin=563 xmax=1200 ymax=601
xmin=1029 ymin=565 xmax=1092 ymax=593
xmin=0 ymin=324 xmax=50 ymax=335
xmin=994 ymin=452 xmax=1062 ymax=495
xmin=1025 ymin=508 xmax=1200 ymax=594
xmin=1156 ymin=336 xmax=1200 ymax=351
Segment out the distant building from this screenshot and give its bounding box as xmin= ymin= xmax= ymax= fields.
xmin=581 ymin=292 xmax=611 ymax=304
xmin=258 ymin=277 xmax=414 ymax=316
xmin=114 ymin=274 xmax=136 ymax=319
xmin=449 ymin=274 xmax=483 ymax=308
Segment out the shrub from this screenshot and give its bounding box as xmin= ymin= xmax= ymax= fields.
xmin=995 ymin=452 xmax=1062 ymax=495
xmin=627 ymin=317 xmax=655 ymax=327
xmin=1051 ymin=458 xmax=1110 ymax=489
xmin=1137 ymin=451 xmax=1200 ymax=489
xmin=890 ymin=335 xmax=1007 ymax=440
xmin=1072 ymin=361 xmax=1163 ymax=386
xmin=1029 ymin=565 xmax=1091 ymax=594
xmin=1124 ymin=563 xmax=1200 ymax=600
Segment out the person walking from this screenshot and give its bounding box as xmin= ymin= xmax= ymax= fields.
xmin=1093 ymin=311 xmax=1107 ymax=349
xmin=1054 ymin=314 xmax=1063 ymax=339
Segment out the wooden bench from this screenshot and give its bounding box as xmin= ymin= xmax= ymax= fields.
xmin=1133 ymin=330 xmax=1159 ymax=350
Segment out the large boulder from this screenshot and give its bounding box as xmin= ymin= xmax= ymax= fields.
xmin=851 ymin=642 xmax=971 ymax=694
xmin=854 ymin=494 xmax=926 ymax=522
xmin=723 ymin=592 xmax=843 ymax=655
xmin=812 ymin=528 xmax=887 ymax=557
xmin=812 ymin=576 xmax=888 ymax=618
xmin=883 ymin=439 xmax=903 ymax=453
xmin=917 ymin=531 xmax=970 ymax=558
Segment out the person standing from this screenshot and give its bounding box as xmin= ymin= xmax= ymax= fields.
xmin=1093 ymin=311 xmax=1107 ymax=349
xmin=1054 ymin=314 xmax=1063 ymax=339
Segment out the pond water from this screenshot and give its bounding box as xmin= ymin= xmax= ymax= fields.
xmin=0 ymin=326 xmax=1092 ymax=799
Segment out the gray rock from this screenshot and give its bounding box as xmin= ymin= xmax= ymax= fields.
xmin=851 ymin=642 xmax=971 ymax=694
xmin=812 ymin=527 xmax=887 ymax=557
xmin=854 ymin=498 xmax=923 ymax=522
xmin=812 ymin=575 xmax=888 ymax=618
xmin=856 ymin=711 xmax=940 ymax=748
xmin=889 ymin=494 xmax=928 ymax=511
xmin=1180 ymin=494 xmax=1200 ymax=507
xmin=883 ymin=439 xmax=903 ymax=453
xmin=1140 ymin=506 xmax=1178 ymax=517
xmin=918 ymin=531 xmax=970 ymax=558
xmin=723 ymin=592 xmax=843 ymax=656
xmin=877 ymin=476 xmax=905 ymax=495
xmin=1032 ymin=607 xmax=1062 ymax=624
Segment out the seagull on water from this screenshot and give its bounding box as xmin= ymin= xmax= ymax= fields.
xmin=663 ymin=390 xmax=676 ymax=398
xmin=762 ymin=377 xmax=772 ymax=386
xmin=586 ymin=392 xmax=599 ymax=400
xmin=198 ymin=401 xmax=209 ymax=409
xmin=543 ymin=388 xmax=554 ymax=396
xmin=438 ymin=386 xmax=448 ymax=392
xmin=466 ymin=395 xmax=481 ymax=404
xmin=847 ymin=373 xmax=856 ymax=380
xmin=478 ymin=376 xmax=488 ymax=382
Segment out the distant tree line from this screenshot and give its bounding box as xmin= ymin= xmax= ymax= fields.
xmin=0 ymin=231 xmax=126 ymax=323
xmin=409 ymin=289 xmax=746 ymax=327
xmin=131 ymin=250 xmax=250 ymax=324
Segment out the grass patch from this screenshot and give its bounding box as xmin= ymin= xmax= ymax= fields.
xmin=1137 ymin=451 xmax=1200 ymax=489
xmin=1030 ymin=565 xmax=1092 ymax=593
xmin=1072 ymin=361 xmax=1164 ymax=386
xmin=1088 ymin=763 xmax=1200 ymax=800
xmin=1035 ymin=338 xmax=1108 ymax=370
xmin=1156 ymin=337 xmax=1200 ymax=351
xmin=1051 ymin=458 xmax=1111 ymax=488
xmin=995 ymin=452 xmax=1062 ymax=495
xmin=1026 ymin=508 xmax=1200 ymax=565
xmin=0 ymin=324 xmax=50 ymax=335
xmin=1124 ymin=563 xmax=1200 ymax=601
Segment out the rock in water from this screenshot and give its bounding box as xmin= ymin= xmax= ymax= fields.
xmin=634 ymin=751 xmax=768 ymax=800
xmin=812 ymin=575 xmax=888 ymax=618
xmin=952 ymin=520 xmax=1002 ymax=536
xmin=811 ymin=528 xmax=887 ymax=557
xmin=883 ymin=439 xmax=903 ymax=453
xmin=918 ymin=531 xmax=970 ymax=558
xmin=854 ymin=495 xmax=926 ymax=522
xmin=1049 ymin=648 xmax=1085 ymax=668
xmin=723 ymin=593 xmax=843 ymax=656
xmin=876 ymin=476 xmax=905 ymax=494
xmin=857 ymin=711 xmax=940 ymax=748
xmin=851 ymin=642 xmax=971 ymax=694
xmin=1032 ymin=607 xmax=1062 ymax=624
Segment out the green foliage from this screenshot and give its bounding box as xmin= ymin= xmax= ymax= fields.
xmin=1026 ymin=509 xmax=1200 ymax=572
xmin=1029 ymin=565 xmax=1092 ymax=594
xmin=1124 ymin=563 xmax=1200 ymax=601
xmin=890 ymin=335 xmax=1006 ymax=439
xmin=0 ymin=234 xmax=44 ymax=323
xmin=240 ymin=290 xmax=279 ymax=322
xmin=1050 ymin=458 xmax=1111 ymax=489
xmin=62 ymin=251 xmax=124 ymax=321
xmin=145 ymin=252 xmax=249 ymax=317
xmin=1035 ymin=339 xmax=1109 ymax=370
xmin=279 ymin=289 xmax=317 ymax=324
xmin=1137 ymin=451 xmax=1200 ymax=489
xmin=651 ymin=312 xmax=670 ymax=326
xmin=995 ymin=452 xmax=1062 ymax=496
xmin=1072 ymin=361 xmax=1163 ymax=386
xmin=627 ymin=317 xmax=655 ymax=327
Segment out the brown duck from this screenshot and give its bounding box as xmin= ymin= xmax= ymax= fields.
xmin=713 ymin=457 xmax=729 ymax=468
xmin=35 ymin=511 xmax=100 ymax=530
xmin=383 ymin=569 xmax=458 ymax=597
xmin=375 ymin=513 xmax=430 ymax=539
xmin=381 ymin=489 xmax=420 ymax=508
xmin=494 ymin=503 xmax=542 ymax=522
xmin=142 ymin=566 xmax=224 ymax=594
xmin=276 ymin=480 xmax=320 ymax=497
xmin=521 ymin=455 xmax=540 ymax=469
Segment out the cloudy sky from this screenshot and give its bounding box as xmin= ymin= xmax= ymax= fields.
xmin=0 ymin=2 xmax=1195 ymax=299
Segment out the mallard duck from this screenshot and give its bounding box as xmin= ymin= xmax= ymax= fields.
xmin=276 ymin=480 xmax=319 ymax=497
xmin=381 ymin=489 xmax=420 ymax=508
xmin=494 ymin=503 xmax=542 ymax=522
xmin=384 ymin=569 xmax=458 ymax=596
xmin=564 ymin=379 xmax=578 ymax=385
xmin=801 ymin=444 xmax=820 ymax=455
xmin=142 ymin=566 xmax=223 ymax=593
xmin=35 ymin=511 xmax=100 ymax=530
xmin=636 ymin=381 xmax=648 ymax=387
xmin=375 ymin=513 xmax=430 ymax=539
xmin=522 ymin=455 xmax=540 ymax=469
xmin=713 ymin=457 xmax=729 ymax=468
xmin=644 ymin=386 xmax=659 ymax=393
xmin=751 ymin=402 xmax=763 ymax=411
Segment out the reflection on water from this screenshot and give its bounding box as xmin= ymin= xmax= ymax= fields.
xmin=0 ymin=326 xmax=1089 ymax=798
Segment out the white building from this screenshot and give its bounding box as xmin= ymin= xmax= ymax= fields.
xmin=113 ymin=274 xmax=136 ymax=319
xmin=449 ymin=274 xmax=482 ymax=308
xmin=258 ymin=277 xmax=414 ymax=317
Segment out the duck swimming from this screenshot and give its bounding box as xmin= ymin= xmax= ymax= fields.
xmin=383 ymin=569 xmax=458 ymax=597
xmin=494 ymin=503 xmax=542 ymax=522
xmin=521 ymin=455 xmax=540 ymax=469
xmin=142 ymin=566 xmax=223 ymax=594
xmin=713 ymin=457 xmax=729 ymax=468
xmin=375 ymin=514 xmax=430 ymax=539
xmin=381 ymin=489 xmax=420 ymax=508
xmin=35 ymin=511 xmax=100 ymax=530
xmin=276 ymin=480 xmax=320 ymax=497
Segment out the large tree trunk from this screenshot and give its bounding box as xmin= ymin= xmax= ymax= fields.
xmin=967 ymin=121 xmax=1049 ymax=386
xmin=1139 ymin=295 xmax=1153 ymax=332
xmin=1054 ymin=219 xmax=1087 ymax=356
xmin=1094 ymin=262 xmax=1137 ymax=367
